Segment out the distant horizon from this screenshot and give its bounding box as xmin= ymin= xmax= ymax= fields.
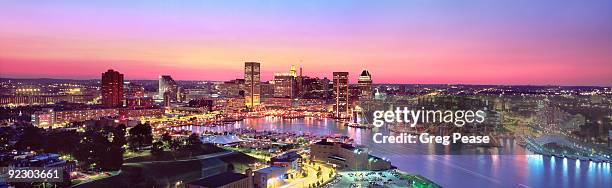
xmin=1 ymin=1 xmax=611 ymax=86
xmin=1 ymin=76 xmax=610 ymax=87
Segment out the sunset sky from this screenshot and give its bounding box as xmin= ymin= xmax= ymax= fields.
xmin=0 ymin=0 xmax=611 ymax=85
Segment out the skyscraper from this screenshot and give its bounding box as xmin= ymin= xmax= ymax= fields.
xmin=158 ymin=75 xmax=177 ymax=98
xmin=333 ymin=72 xmax=349 ymax=118
xmin=273 ymin=73 xmax=296 ymax=98
xmin=101 ymin=69 xmax=124 ymax=107
xmin=244 ymin=62 xmax=261 ymax=108
xmin=358 ymin=69 xmax=373 ymax=100
xmin=289 ymin=65 xmax=297 ymax=77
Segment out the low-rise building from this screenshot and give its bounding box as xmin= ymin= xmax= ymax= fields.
xmin=253 ymin=166 xmax=288 ymax=188
xmin=186 ymin=172 xmax=252 ymax=188
xmin=270 ymin=151 xmax=302 ymax=171
xmin=32 ymin=107 xmax=164 ymax=127
xmin=310 ymin=139 xmax=390 ymax=170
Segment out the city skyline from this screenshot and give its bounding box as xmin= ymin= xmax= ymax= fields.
xmin=1 ymin=0 xmax=611 ymax=86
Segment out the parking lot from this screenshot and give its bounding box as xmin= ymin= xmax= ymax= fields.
xmin=332 ymin=170 xmax=412 ymax=188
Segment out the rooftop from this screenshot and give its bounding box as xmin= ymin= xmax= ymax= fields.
xmin=187 ymin=172 xmax=248 ymax=187
xmin=255 ymin=166 xmax=286 ymax=174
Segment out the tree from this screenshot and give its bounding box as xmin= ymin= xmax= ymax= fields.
xmin=186 ymin=133 xmax=202 ymax=153
xmin=75 ymin=127 xmax=124 ymax=171
xmin=161 ymin=132 xmax=172 ymax=145
xmin=169 ymin=138 xmax=182 ymax=151
xmin=44 ymin=130 xmax=79 ymax=155
xmin=0 ymin=127 xmax=16 ymax=152
xmin=15 ymin=125 xmax=44 ymax=151
xmin=128 ymin=123 xmax=153 ymax=150
xmin=151 ymin=141 xmax=164 ymax=157
xmin=113 ymin=124 xmax=127 ymax=147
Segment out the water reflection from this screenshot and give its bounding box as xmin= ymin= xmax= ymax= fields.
xmin=181 ymin=118 xmax=610 ymax=188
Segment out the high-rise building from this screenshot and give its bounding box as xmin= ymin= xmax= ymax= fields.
xmin=273 ymin=73 xmax=296 ymax=98
xmin=260 ymin=81 xmax=275 ymax=98
xmin=289 ymin=65 xmax=297 ymax=77
xmin=333 ymin=72 xmax=349 ymax=118
xmin=357 ymin=69 xmax=373 ymax=100
xmin=101 ymin=69 xmax=124 ymax=107
xmin=244 ymin=62 xmax=261 ymax=108
xmin=219 ymin=79 xmax=245 ymax=97
xmin=127 ymin=83 xmax=146 ymax=98
xmin=158 ymin=75 xmax=178 ymax=98
xmin=297 ymin=67 xmax=303 ymax=97
xmin=323 ymin=77 xmax=331 ymax=99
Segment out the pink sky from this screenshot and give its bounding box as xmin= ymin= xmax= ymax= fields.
xmin=0 ymin=1 xmax=611 ymax=86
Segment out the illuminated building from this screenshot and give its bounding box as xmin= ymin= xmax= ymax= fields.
xmin=297 ymin=67 xmax=303 ymax=96
xmin=54 ymin=108 xmax=119 ymax=125
xmin=188 ymin=99 xmax=214 ymax=111
xmin=270 ymin=151 xmax=302 ymax=171
xmin=163 ymin=91 xmax=172 ymax=107
xmin=31 ymin=108 xmax=55 ymax=127
xmin=333 ymin=72 xmax=349 ymax=118
xmin=357 ymin=69 xmax=373 ymax=100
xmin=244 ymin=62 xmax=261 ymax=108
xmin=118 ymin=108 xmax=164 ymax=119
xmin=289 ymin=65 xmax=297 ymax=77
xmin=101 ymin=69 xmax=124 ymax=107
xmin=1 ymin=95 xmax=95 ymax=107
xmin=260 ymin=81 xmax=274 ymax=98
xmin=14 ymin=86 xmax=41 ymax=95
xmin=254 ymin=166 xmax=287 ymax=188
xmin=273 ymin=73 xmax=296 ymax=98
xmin=126 ymin=97 xmax=155 ymax=108
xmin=32 ymin=107 xmax=163 ymax=126
xmin=219 ymin=79 xmax=245 ymax=97
xmin=127 ymin=83 xmax=146 ymax=98
xmin=158 ymin=75 xmax=178 ymax=101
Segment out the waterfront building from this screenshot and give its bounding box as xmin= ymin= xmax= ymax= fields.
xmin=357 ymin=69 xmax=373 ymax=100
xmin=333 ymin=72 xmax=349 ymax=118
xmin=310 ymin=139 xmax=390 ymax=170
xmin=101 ymin=69 xmax=124 ymax=107
xmin=212 ymin=97 xmax=245 ymax=112
xmin=244 ymin=62 xmax=261 ymax=108
xmin=188 ymin=99 xmax=214 ymax=111
xmin=273 ymin=73 xmax=296 ymax=98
